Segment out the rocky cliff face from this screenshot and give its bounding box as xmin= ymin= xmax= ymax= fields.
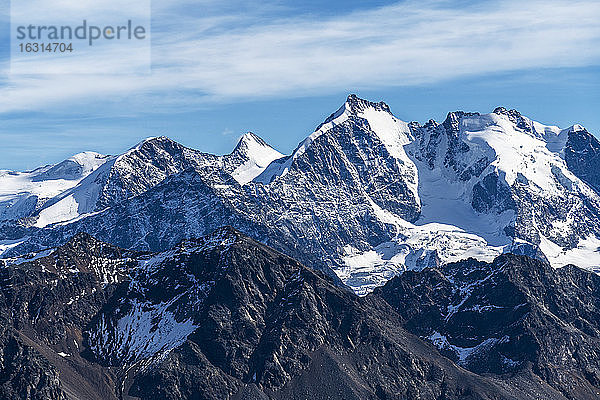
xmin=3 ymin=230 xmax=598 ymax=399
xmin=0 ymin=233 xmax=133 ymax=399
xmin=375 ymin=254 xmax=600 ymax=399
xmin=0 ymin=326 xmax=66 ymax=400
xmin=565 ymin=125 xmax=600 ymax=194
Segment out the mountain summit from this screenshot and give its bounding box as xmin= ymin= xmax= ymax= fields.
xmin=227 ymin=132 xmax=284 ymax=185
xmin=0 ymin=152 xmax=109 ymax=222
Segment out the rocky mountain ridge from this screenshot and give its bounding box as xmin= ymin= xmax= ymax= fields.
xmin=376 ymin=253 xmax=600 ymax=399
xmin=2 ymin=95 xmax=600 ymax=295
xmin=1 ymin=229 xmax=598 ymax=399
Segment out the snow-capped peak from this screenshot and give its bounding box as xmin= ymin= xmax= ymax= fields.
xmin=255 ymin=94 xmax=415 ymax=186
xmin=345 ymin=93 xmax=393 ymax=114
xmin=0 ymin=151 xmax=110 ymax=222
xmin=30 ymin=151 xmax=109 ymax=182
xmin=233 ymin=132 xmax=270 ymax=153
xmin=568 ymin=123 xmax=586 ymax=133
xmin=33 ymin=136 xmax=203 ymax=228
xmin=452 ymin=111 xmax=581 ymax=193
xmin=113 ymin=136 xmax=169 ymax=163
xmin=130 ymin=136 xmax=170 ymax=150
xmin=66 ymin=151 xmax=110 ymax=174
xmin=229 ymin=132 xmax=284 ymax=185
xmin=487 ymin=107 xmax=592 ymax=159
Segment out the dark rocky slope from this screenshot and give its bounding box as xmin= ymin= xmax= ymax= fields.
xmin=0 ymin=230 xmax=598 ymax=399
xmin=565 ymin=125 xmax=600 ymax=195
xmin=375 ymin=254 xmax=600 ymax=399
xmin=0 ymin=233 xmax=134 ymax=399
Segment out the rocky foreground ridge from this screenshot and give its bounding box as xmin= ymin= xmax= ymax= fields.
xmin=0 ymin=229 xmax=599 ymax=399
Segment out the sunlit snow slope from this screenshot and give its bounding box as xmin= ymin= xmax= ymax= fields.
xmin=0 ymin=152 xmax=109 ymax=222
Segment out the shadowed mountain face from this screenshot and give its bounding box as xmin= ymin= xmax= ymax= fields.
xmin=375 ymin=254 xmax=600 ymax=399
xmin=565 ymin=126 xmax=600 ymax=194
xmin=0 ymin=230 xmax=598 ymax=399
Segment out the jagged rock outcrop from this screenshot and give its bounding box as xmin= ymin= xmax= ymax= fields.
xmin=375 ymin=254 xmax=600 ymax=399
xmin=564 ymin=125 xmax=600 ymax=194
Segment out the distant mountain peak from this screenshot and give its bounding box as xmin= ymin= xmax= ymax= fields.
xmin=30 ymin=151 xmax=109 ymax=183
xmin=255 ymin=93 xmax=416 ymax=189
xmin=232 ymin=132 xmax=272 ymax=155
xmin=316 ymin=95 xmax=392 ymax=130
xmin=568 ymin=123 xmax=586 ymax=133
xmin=442 ymin=110 xmax=481 ymax=129
xmin=492 ymin=106 xmax=520 ymax=116
xmin=490 ymin=106 xmax=538 ymax=133
xmin=345 ymin=93 xmax=391 ymax=114
xmin=69 ymin=151 xmax=108 ymax=163
xmin=128 ymin=136 xmax=180 ymax=153
xmin=228 ymin=132 xmax=283 ymax=185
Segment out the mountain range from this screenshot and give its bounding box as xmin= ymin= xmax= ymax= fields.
xmin=0 ymin=228 xmax=599 ymax=399
xmin=2 ymin=95 xmax=599 ymax=295
xmin=2 ymin=95 xmax=600 ymax=399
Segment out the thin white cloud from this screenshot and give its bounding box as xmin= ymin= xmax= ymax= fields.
xmin=1 ymin=0 xmax=599 ymax=114
xmin=221 ymin=128 xmax=234 ymax=136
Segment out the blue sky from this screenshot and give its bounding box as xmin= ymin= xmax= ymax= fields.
xmin=0 ymin=0 xmax=599 ymax=170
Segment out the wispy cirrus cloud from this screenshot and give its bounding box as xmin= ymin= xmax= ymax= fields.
xmin=1 ymin=0 xmax=599 ymax=115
